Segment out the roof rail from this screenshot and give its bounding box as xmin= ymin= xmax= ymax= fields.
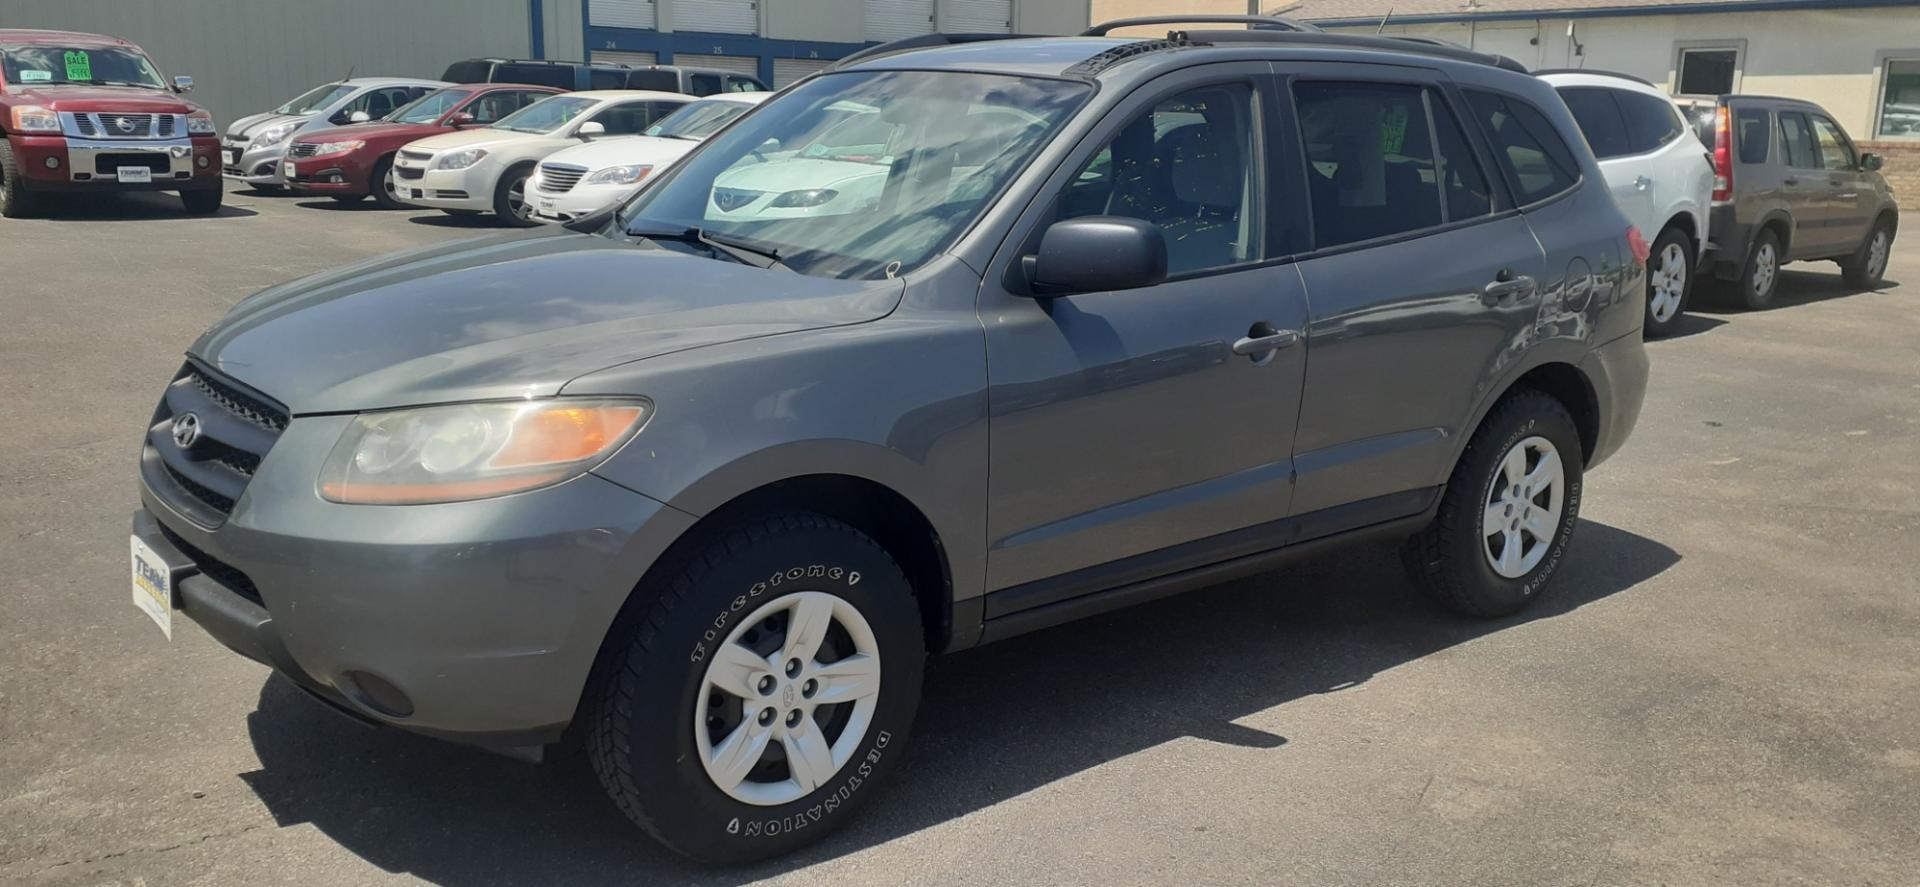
xmin=1170 ymin=30 xmax=1527 ymax=73
xmin=1063 ymin=38 xmax=1202 ymax=77
xmin=1533 ymin=68 xmax=1656 ymax=87
xmin=828 ymin=32 xmax=1042 ymax=71
xmin=1082 ymin=14 xmax=1320 ymax=36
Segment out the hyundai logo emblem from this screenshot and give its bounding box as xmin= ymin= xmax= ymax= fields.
xmin=115 ymin=116 xmax=137 ymax=133
xmin=172 ymin=413 xmax=202 ymax=449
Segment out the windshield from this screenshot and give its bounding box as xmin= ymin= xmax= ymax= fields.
xmin=645 ymin=99 xmax=753 ymax=140
xmin=492 ymin=95 xmax=596 ymax=134
xmin=612 ymin=71 xmax=1089 ymax=279
xmin=275 ymin=82 xmax=352 ymax=115
xmin=390 ymin=87 xmax=475 ymax=124
xmin=1 ymin=45 xmax=165 ymax=88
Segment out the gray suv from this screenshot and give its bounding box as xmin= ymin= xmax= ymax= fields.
xmin=130 ymin=19 xmax=1648 ymax=862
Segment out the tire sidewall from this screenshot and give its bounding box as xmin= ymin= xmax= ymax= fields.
xmin=1453 ymin=404 xmax=1584 ymax=607
xmin=494 ymin=165 xmax=535 ymax=226
xmin=609 ymin=527 xmax=924 ymax=861
xmin=1644 ymin=227 xmax=1692 ymax=336
xmin=370 ymin=156 xmax=403 ymax=209
xmin=1742 ymin=230 xmax=1780 ymax=309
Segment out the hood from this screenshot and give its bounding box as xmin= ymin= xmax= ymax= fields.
xmin=191 ymin=229 xmax=905 ymax=413
xmin=540 ymin=135 xmax=698 ymax=171
xmin=714 ymin=157 xmax=885 ymax=192
xmin=405 ymin=126 xmax=541 ymax=154
xmin=293 ymin=120 xmax=442 ymax=147
xmin=227 ymin=111 xmax=307 ymax=139
xmin=2 ymin=84 xmax=198 ymax=113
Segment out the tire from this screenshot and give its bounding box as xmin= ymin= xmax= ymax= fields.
xmin=586 ymin=513 xmax=926 ymax=863
xmin=368 ymin=156 xmax=404 ymax=209
xmin=0 ymin=142 xmax=41 ymax=219
xmin=1403 ymin=390 xmax=1583 ymax=618
xmin=1840 ymin=218 xmax=1893 ymax=289
xmin=180 ymin=187 xmax=223 ymax=215
xmin=492 ymin=164 xmax=537 ymax=227
xmin=1643 ymin=226 xmax=1694 ymax=338
xmin=1736 ymin=227 xmax=1782 ymax=310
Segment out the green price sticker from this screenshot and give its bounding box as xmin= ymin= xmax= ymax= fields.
xmin=1380 ymin=103 xmax=1409 ymax=156
xmin=63 ymin=50 xmax=92 ymax=82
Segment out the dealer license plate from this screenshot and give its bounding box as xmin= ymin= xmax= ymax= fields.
xmin=130 ymin=536 xmax=173 ymax=639
xmin=283 ymin=161 xmax=296 ymax=179
xmin=117 ymin=166 xmax=152 ymax=184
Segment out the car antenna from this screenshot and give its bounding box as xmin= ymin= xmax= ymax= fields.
xmin=1376 ymin=6 xmax=1393 ymax=33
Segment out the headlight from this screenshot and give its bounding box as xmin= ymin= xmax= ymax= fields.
xmin=253 ymin=122 xmax=298 ymax=147
xmin=186 ymin=111 xmax=216 ymax=134
xmin=9 ymin=105 xmax=60 ymax=133
xmin=309 ymin=140 xmax=365 ymax=158
xmin=769 ymin=188 xmax=839 ymax=208
xmin=584 ymin=164 xmax=653 ymax=186
xmin=319 ymin=399 xmax=649 ymax=505
xmin=434 ymin=148 xmax=488 ymax=170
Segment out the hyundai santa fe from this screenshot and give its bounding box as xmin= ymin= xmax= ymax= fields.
xmin=129 ymin=18 xmax=1649 ymax=863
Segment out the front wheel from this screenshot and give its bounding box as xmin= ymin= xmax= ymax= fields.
xmin=180 ymin=187 xmax=223 ymax=215
xmin=368 ymin=156 xmax=405 ymax=209
xmin=1644 ymin=227 xmax=1694 ymax=337
xmin=586 ymin=514 xmax=925 ymax=863
xmin=1840 ymin=219 xmax=1893 ymax=289
xmin=492 ymin=166 xmax=537 ymax=227
xmin=1403 ymin=390 xmax=1583 ymax=618
xmin=0 ymin=142 xmax=42 ymax=219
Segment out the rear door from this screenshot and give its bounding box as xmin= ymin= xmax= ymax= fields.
xmin=1286 ymin=66 xmax=1547 ymax=516
xmin=1775 ymin=110 xmax=1834 ymax=255
xmin=1809 ymin=112 xmax=1876 ymax=251
xmin=1557 ymin=86 xmax=1656 ymax=234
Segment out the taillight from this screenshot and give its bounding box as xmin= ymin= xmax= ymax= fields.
xmin=1711 ymin=104 xmax=1733 ymax=202
xmin=1626 ymin=226 xmax=1651 ymax=267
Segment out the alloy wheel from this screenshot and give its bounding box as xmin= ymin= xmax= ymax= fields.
xmin=1650 ymin=241 xmax=1688 ymax=322
xmin=693 ymin=591 xmax=881 ymax=806
xmin=1752 ymin=241 xmax=1777 ymax=298
xmin=507 ymin=176 xmax=530 ymax=219
xmin=1868 ymin=230 xmax=1889 ymax=280
xmin=1482 ymin=435 xmax=1565 ymax=579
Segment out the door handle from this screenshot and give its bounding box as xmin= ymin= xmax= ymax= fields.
xmin=1783 ymin=176 xmax=1800 ymax=186
xmin=1634 ymin=175 xmax=1652 ymax=191
xmin=1231 ymin=325 xmax=1300 ymax=357
xmin=1482 ymin=271 xmax=1536 ymax=305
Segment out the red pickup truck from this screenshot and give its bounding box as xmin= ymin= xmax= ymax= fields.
xmin=0 ymin=29 xmax=222 ymax=218
xmin=284 ymin=83 xmax=561 ymax=208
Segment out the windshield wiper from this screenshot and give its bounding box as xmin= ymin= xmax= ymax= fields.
xmin=627 ymin=226 xmax=792 ymax=272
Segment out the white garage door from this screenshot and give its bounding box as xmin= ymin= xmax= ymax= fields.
xmin=676 ymin=0 xmax=759 ymax=34
xmin=866 ymin=0 xmax=935 ymax=41
xmin=588 ymin=0 xmax=656 ymax=30
xmin=773 ymin=57 xmax=831 ymax=88
xmin=682 ymin=53 xmax=761 ymax=77
xmin=591 ymin=50 xmax=659 ymax=67
xmin=944 ymin=0 xmax=1011 ymax=33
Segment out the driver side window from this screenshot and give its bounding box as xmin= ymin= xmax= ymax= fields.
xmin=1057 ymin=83 xmax=1262 ymax=276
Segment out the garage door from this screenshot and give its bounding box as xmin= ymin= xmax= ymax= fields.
xmin=591 ymin=50 xmax=659 ymax=67
xmin=866 ymin=0 xmax=935 ymax=41
xmin=773 ymin=57 xmax=831 ymax=88
xmin=682 ymin=54 xmax=761 ymax=78
xmin=588 ymin=0 xmax=656 ymax=30
xmin=676 ymin=0 xmax=758 ymax=34
xmin=944 ymin=0 xmax=1011 ymax=33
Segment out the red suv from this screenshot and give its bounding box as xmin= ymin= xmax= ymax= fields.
xmin=284 ymin=83 xmax=561 ymax=207
xmin=0 ymin=29 xmax=221 ymax=217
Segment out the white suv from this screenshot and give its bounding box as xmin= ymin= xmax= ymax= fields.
xmin=1542 ymin=70 xmax=1713 ymax=337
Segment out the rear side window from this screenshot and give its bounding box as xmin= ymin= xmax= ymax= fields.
xmin=592 ymin=101 xmax=684 ymax=135
xmin=1557 ymin=87 xmax=1632 ymax=159
xmin=1734 ymin=107 xmax=1770 ymax=163
xmin=1778 ymin=111 xmax=1818 ymax=168
xmin=588 ymin=67 xmax=626 ymax=90
xmin=1465 ymin=90 xmax=1581 ymax=205
xmin=690 ymin=73 xmax=724 ymax=95
xmin=496 ymin=63 xmax=572 ymax=89
xmin=1296 ymin=81 xmax=1494 ymax=249
xmin=1617 ymin=91 xmax=1685 ymax=152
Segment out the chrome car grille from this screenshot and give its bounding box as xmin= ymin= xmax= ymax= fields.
xmin=141 ymin=363 xmax=289 ymax=526
xmin=538 ymin=163 xmax=587 ymax=193
xmin=68 ymin=112 xmax=180 ymax=139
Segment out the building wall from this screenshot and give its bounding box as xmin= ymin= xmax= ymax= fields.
xmin=2 ymin=0 xmax=539 ymax=125
xmin=544 ymin=0 xmax=588 ymax=61
xmin=1018 ymin=0 xmax=1096 ymax=36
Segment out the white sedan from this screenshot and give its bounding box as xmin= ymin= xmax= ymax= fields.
xmin=528 ymin=92 xmax=769 ymax=224
xmin=390 ymin=90 xmax=693 ymax=224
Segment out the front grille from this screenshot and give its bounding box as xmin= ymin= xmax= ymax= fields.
xmin=395 ymin=166 xmax=425 ymax=180
xmin=154 ymin=522 xmax=263 ymax=606
xmin=94 ymin=153 xmax=169 ymax=175
xmin=73 ymin=115 xmax=97 ymax=136
xmin=143 ymin=363 xmax=289 ymax=526
xmin=538 ymin=163 xmax=587 ymax=193
xmin=95 ymin=112 xmax=156 ymax=137
xmin=288 ymin=143 xmax=319 ymax=158
xmin=399 ymin=149 xmax=433 ymax=162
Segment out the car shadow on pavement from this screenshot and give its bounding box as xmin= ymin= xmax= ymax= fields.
xmin=1649 ymin=311 xmax=1727 ymax=340
xmin=407 ymin=213 xmax=520 ymax=229
xmin=238 ymin=519 xmax=1677 ymax=885
xmin=31 ymin=192 xmax=259 ymax=221
xmin=1692 ymin=271 xmax=1901 ymax=315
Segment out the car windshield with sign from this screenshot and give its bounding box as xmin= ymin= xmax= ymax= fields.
xmin=388 ymin=87 xmax=475 ymax=125
xmin=0 ymin=45 xmax=166 ymax=88
xmin=274 ymin=82 xmax=352 ymax=115
xmin=610 ymin=70 xmax=1088 ymax=280
xmin=492 ymin=95 xmax=596 ymax=134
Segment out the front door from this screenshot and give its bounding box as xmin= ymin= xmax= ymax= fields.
xmin=1810 ymin=112 xmax=1877 ymax=252
xmin=979 ymin=64 xmax=1309 ymax=595
xmin=1775 ymin=110 xmax=1836 ymax=255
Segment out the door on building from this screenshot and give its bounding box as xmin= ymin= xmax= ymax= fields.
xmin=943 ymin=0 xmax=1012 ymax=33
xmin=588 ymin=0 xmax=657 ymax=30
xmin=676 ymin=0 xmax=758 ymax=34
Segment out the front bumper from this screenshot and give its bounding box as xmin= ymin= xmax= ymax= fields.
xmin=136 ymin=414 xmax=697 ymax=746
xmin=391 ymin=162 xmax=495 ymax=211
xmin=283 ymin=152 xmax=374 ymax=194
xmin=10 ymin=133 xmax=220 ymax=191
xmin=529 ymin=180 xmax=633 ymax=224
xmin=222 ymin=138 xmax=287 ymax=185
xmin=1580 ymin=327 xmax=1650 ymax=470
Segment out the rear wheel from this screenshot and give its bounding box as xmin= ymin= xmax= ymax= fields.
xmin=180 ymin=187 xmax=223 ymax=215
xmin=0 ymin=142 xmax=42 ymax=219
xmin=368 ymin=156 xmax=405 ymax=209
xmin=1736 ymin=228 xmax=1782 ymax=310
xmin=492 ymin=165 xmax=537 ymax=227
xmin=1643 ymin=227 xmax=1693 ymax=337
xmin=1840 ymin=219 xmax=1893 ymax=289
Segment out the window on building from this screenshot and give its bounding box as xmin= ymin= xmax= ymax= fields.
xmin=1677 ymin=47 xmax=1739 ymax=96
xmin=1878 ymin=58 xmax=1920 ymax=139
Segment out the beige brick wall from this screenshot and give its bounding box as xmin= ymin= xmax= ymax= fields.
xmin=1860 ymin=141 xmax=1920 ymax=198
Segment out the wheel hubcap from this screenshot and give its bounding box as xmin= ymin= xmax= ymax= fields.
xmin=1868 ymin=232 xmax=1888 ymax=279
xmin=1483 ymin=435 xmax=1565 ymax=579
xmin=693 ymin=591 xmax=881 ymax=806
xmin=1649 ymin=241 xmax=1688 ymax=322
xmin=1753 ymin=243 xmax=1776 ymax=296
xmin=508 ymin=178 xmax=529 ymax=218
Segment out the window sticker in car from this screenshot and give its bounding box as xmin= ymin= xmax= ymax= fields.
xmin=63 ymin=50 xmax=92 ymax=82
xmin=1380 ymin=103 xmax=1409 ymax=155
xmin=18 ymin=69 xmax=52 ymax=82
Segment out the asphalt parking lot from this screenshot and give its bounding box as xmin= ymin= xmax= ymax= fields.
xmin=1 ymin=184 xmax=1916 ymax=886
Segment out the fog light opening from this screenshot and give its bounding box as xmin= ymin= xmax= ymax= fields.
xmin=195 ymin=155 xmax=211 ymax=168
xmin=44 ymin=156 xmax=60 ymax=169
xmin=345 ymin=670 xmax=415 ymax=718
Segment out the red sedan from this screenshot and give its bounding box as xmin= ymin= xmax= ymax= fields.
xmin=283 ymin=83 xmax=560 ymax=207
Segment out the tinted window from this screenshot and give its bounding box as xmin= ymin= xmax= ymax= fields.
xmin=1557 ymin=87 xmax=1632 ymax=159
xmin=495 ymin=63 xmax=573 ymax=89
xmin=1466 ymin=90 xmax=1581 ymax=204
xmin=1734 ymin=107 xmax=1770 ymax=163
xmin=1678 ymin=49 xmax=1738 ymax=95
xmin=1 ymin=45 xmax=166 ymax=88
xmin=1778 ymin=111 xmax=1818 ymax=168
xmin=1810 ymin=115 xmax=1856 ymax=169
xmin=1296 ymin=82 xmax=1491 ymax=249
xmin=690 ymin=73 xmax=724 ymax=95
xmin=1617 ymin=91 xmax=1685 ymax=152
xmin=592 ymin=101 xmax=685 ymax=135
xmin=1432 ymin=96 xmax=1494 ymax=219
xmin=626 ymin=69 xmax=681 ymax=91
xmin=1061 ymin=83 xmax=1261 ymax=273
xmin=589 ymin=67 xmax=626 ymax=89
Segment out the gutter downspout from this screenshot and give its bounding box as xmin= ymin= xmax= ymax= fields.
xmin=529 ymin=0 xmax=546 ymax=60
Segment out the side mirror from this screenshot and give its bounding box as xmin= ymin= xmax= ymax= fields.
xmin=1023 ymin=216 xmax=1167 ymax=295
xmin=758 ymin=137 xmax=783 ymax=153
xmin=448 ymin=112 xmax=477 ymax=128
xmin=578 ymin=121 xmax=606 ymax=139
xmin=1861 ymin=152 xmax=1883 ymax=172
xmin=172 ymin=75 xmax=194 ymax=94
xmin=348 ymin=110 xmax=372 ymax=124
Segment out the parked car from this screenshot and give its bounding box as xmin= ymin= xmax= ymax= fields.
xmin=1696 ymin=94 xmax=1899 ymax=308
xmin=130 ymin=20 xmax=1648 ymax=864
xmin=528 ymin=92 xmax=768 ymax=223
xmin=283 ymin=83 xmax=562 ymax=207
xmin=623 ymin=64 xmax=769 ymax=96
xmin=0 ymin=28 xmax=221 ymax=216
xmin=223 ymin=77 xmax=445 ymax=191
xmin=392 ymin=89 xmax=691 ymax=224
xmin=441 ymin=57 xmax=632 ymax=91
xmin=1542 ymin=70 xmax=1713 ymax=336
